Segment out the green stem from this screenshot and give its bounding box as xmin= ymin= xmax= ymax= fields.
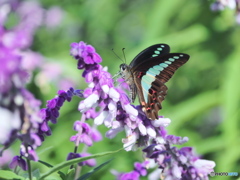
xmin=70 ymin=146 xmax=79 ymax=169
xmin=27 ymin=158 xmax=32 ymax=180
xmin=74 ymin=144 xmax=88 ymax=180
xmin=74 ymin=146 xmax=78 ymax=153
xmin=39 ymin=148 xmax=123 ymax=180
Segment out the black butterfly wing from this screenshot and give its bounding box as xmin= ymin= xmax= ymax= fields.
xmin=132 ymin=53 xmax=189 ymax=119
xmin=133 ymin=53 xmax=189 ymax=83
xmin=129 ymin=44 xmax=170 ymax=68
xmin=134 ymin=76 xmax=168 ymax=120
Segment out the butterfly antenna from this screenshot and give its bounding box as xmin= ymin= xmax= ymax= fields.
xmin=111 ymin=48 xmax=124 ymax=63
xmin=122 ymin=48 xmax=126 ymax=64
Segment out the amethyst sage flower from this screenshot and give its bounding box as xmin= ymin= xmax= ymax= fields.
xmin=70 ymin=41 xmax=216 ymax=179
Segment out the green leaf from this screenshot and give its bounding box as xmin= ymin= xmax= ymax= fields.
xmin=39 ymin=148 xmax=123 ymax=180
xmin=38 ymin=160 xmax=66 ymax=179
xmin=32 ymin=169 xmax=41 ymax=179
xmin=77 ymin=158 xmax=113 ymax=180
xmin=0 ymin=170 xmax=24 ymax=180
xmin=38 ymin=160 xmax=54 ymax=168
xmin=65 ymin=168 xmax=75 ymax=180
xmin=67 ymin=168 xmax=75 ymax=175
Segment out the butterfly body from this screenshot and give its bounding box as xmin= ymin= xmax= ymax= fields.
xmin=119 ymin=44 xmax=189 ymax=120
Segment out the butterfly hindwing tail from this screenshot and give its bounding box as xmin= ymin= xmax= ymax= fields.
xmin=144 ymin=81 xmax=168 ymax=120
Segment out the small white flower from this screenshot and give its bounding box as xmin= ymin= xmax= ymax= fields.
xmin=147 ymin=127 xmax=156 ymax=138
xmin=109 ymin=88 xmax=120 ymax=102
xmin=155 ymin=137 xmax=165 ymax=144
xmin=151 ymin=117 xmax=171 ymax=127
xmin=108 ymin=101 xmax=117 ymax=112
xmin=156 ymin=154 xmax=165 ymax=165
xmin=147 ymin=159 xmax=158 ymax=169
xmin=89 ymin=82 xmax=94 ymax=88
xmin=179 ymin=155 xmax=187 ymax=164
xmin=148 ymin=168 xmax=162 ymax=180
xmin=105 ymin=127 xmax=124 ymax=139
xmin=104 ymin=113 xmax=114 ymax=128
xmin=138 ymin=123 xmax=147 ymax=135
xmin=194 ymin=159 xmax=216 ymax=173
xmin=78 ymin=101 xmax=85 ymax=111
xmin=180 ymin=137 xmax=189 ymax=144
xmin=94 ymin=111 xmax=108 ymax=125
xmin=103 ymin=101 xmax=117 ymax=127
xmin=103 ymin=66 xmax=108 ymax=71
xmin=79 ymin=93 xmax=99 ymax=112
xmin=101 ymin=84 xmax=109 ymax=93
xmin=112 ymin=121 xmax=122 ymax=129
xmin=172 ymin=164 xmax=182 ymax=178
xmin=0 ymin=108 xmax=21 ymax=144
xmin=122 ymin=132 xmax=139 ymax=151
xmin=124 ymin=104 xmax=138 ymax=117
xmin=14 ymin=94 xmax=24 ymax=106
xmin=124 ymin=125 xmax=132 ymax=136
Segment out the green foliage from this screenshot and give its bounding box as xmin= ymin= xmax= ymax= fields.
xmin=0 ymin=170 xmax=24 ymax=180
xmin=38 ymin=160 xmax=66 ymax=179
xmin=0 ymin=150 xmax=119 ymax=180
xmin=77 ymin=159 xmax=113 ymax=180
xmin=39 ymin=149 xmax=121 ymax=179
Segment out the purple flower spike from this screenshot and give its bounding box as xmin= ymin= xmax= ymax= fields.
xmin=9 ymin=156 xmax=27 ymax=171
xmin=1 ymin=84 xmax=42 ymax=163
xmin=90 ymin=129 xmax=102 ymax=142
xmin=70 ymin=41 xmax=102 ymax=70
xmin=194 ymin=159 xmax=216 ymax=175
xmin=73 ymin=121 xmax=91 ymax=133
xmin=134 ymin=162 xmax=148 ymax=176
xmin=67 ymin=152 xmax=83 ymax=166
xmin=0 ymin=150 xmax=13 ymax=168
xmin=0 ymin=45 xmax=28 ymax=93
xmin=141 ymin=140 xmax=216 ymax=179
xmin=166 ymin=135 xmax=189 ymax=145
xmin=80 ymin=134 xmax=93 ymax=146
xmin=40 ymin=87 xmax=83 ymax=137
xmin=27 ymin=148 xmax=39 ymax=161
xmin=119 ymin=171 xmax=140 ymax=180
xmin=113 ymin=161 xmax=148 ymax=180
xmin=81 ymin=153 xmax=96 ymax=167
xmin=67 ymin=152 xmax=96 ymax=167
xmin=69 ymin=41 xmax=216 ymax=179
xmin=47 ymin=98 xmax=58 ymax=109
xmin=0 ymin=0 xmax=86 ymax=171
xmin=20 ymin=144 xmax=39 ymax=161
xmin=71 ymin=119 xmax=102 ymax=147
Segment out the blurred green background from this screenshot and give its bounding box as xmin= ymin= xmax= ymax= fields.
xmin=10 ymin=0 xmax=240 ymax=179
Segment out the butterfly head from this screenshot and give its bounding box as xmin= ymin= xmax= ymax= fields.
xmin=119 ymin=63 xmax=127 ymax=71
xmin=119 ymin=63 xmax=131 ymax=78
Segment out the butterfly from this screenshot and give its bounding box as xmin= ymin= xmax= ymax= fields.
xmin=119 ymin=44 xmax=189 ymax=120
